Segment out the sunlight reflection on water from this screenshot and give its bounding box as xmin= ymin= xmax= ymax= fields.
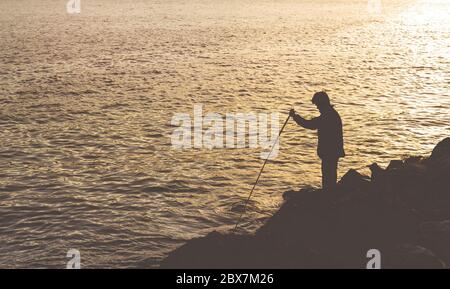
xmin=0 ymin=0 xmax=448 ymax=267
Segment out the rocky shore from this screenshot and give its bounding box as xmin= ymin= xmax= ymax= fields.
xmin=161 ymin=138 xmax=450 ymax=269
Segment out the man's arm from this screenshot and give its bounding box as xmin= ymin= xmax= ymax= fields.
xmin=290 ymin=109 xmax=319 ymax=130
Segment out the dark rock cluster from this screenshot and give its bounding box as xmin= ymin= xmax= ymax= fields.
xmin=161 ymin=138 xmax=450 ymax=268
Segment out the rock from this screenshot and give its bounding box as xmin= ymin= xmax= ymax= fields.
xmin=429 ymin=137 xmax=450 ymax=163
xmin=427 ymin=138 xmax=450 ymax=177
xmin=370 ymin=157 xmax=436 ymax=209
xmin=387 ymin=160 xmax=404 ymax=170
xmin=283 ymin=186 xmax=317 ymax=201
xmin=369 ymin=163 xmax=384 ymax=182
xmin=160 ymin=138 xmax=450 ymax=269
xmin=160 ymin=231 xmax=258 ymax=268
xmin=368 ymin=162 xmax=397 ymax=205
xmin=386 ymin=244 xmax=445 ymax=269
xmin=338 ymin=169 xmax=371 ymax=191
xmin=420 ymin=220 xmax=450 ymax=266
xmin=404 ymin=156 xmax=426 ymax=167
xmin=282 ymin=189 xmax=299 ymax=201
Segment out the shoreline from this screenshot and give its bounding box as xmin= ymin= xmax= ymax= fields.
xmin=161 ymin=137 xmax=450 ymax=269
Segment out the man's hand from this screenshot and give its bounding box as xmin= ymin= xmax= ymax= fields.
xmin=289 ymin=108 xmax=296 ymax=117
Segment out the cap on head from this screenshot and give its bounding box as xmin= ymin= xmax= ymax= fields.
xmin=311 ymin=91 xmax=331 ymax=106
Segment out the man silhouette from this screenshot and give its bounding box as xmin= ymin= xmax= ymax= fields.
xmin=290 ymin=91 xmax=345 ymax=190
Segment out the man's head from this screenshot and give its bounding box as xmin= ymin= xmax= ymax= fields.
xmin=312 ymin=91 xmax=331 ymax=112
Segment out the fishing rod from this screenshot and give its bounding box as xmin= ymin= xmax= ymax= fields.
xmin=233 ymin=112 xmax=291 ymax=231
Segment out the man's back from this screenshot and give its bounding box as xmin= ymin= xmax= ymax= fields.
xmin=292 ymin=106 xmax=344 ymax=160
xmin=316 ymin=106 xmax=345 ymax=160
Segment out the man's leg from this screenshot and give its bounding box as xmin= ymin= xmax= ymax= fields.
xmin=321 ymin=157 xmax=338 ymax=190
